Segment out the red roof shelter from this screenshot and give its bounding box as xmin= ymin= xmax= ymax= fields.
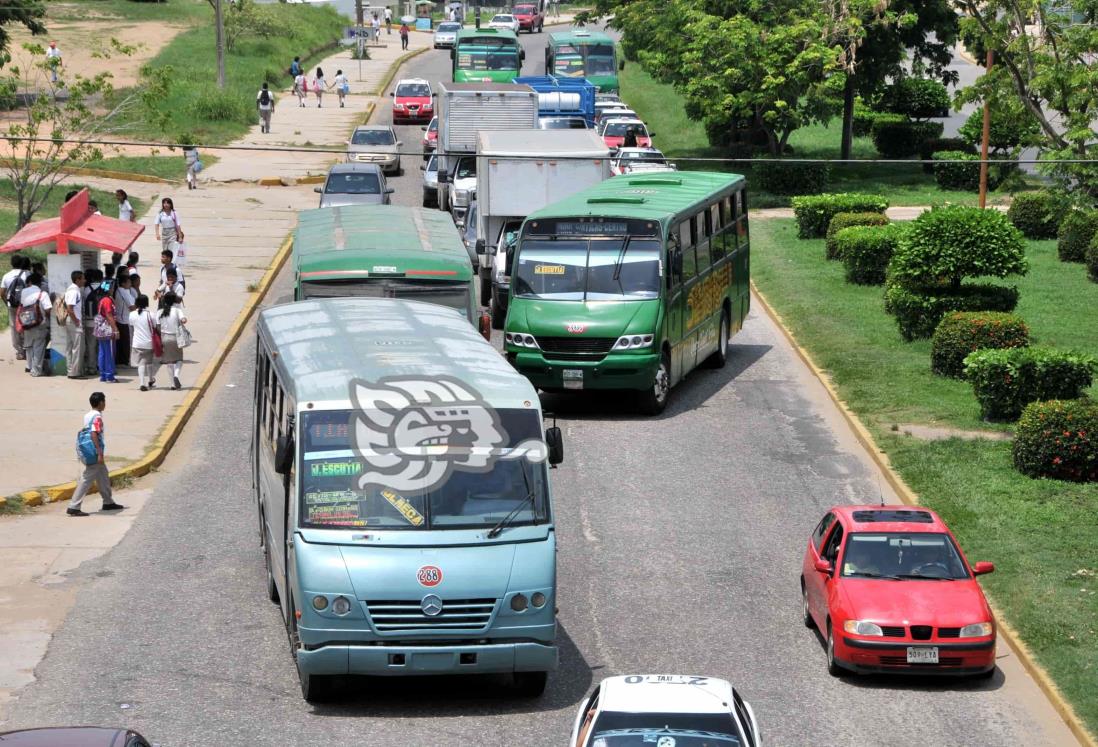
xmin=0 ymin=188 xmax=143 ymax=256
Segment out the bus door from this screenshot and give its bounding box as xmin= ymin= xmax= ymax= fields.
xmin=666 ymin=221 xmax=693 ymax=381
xmin=679 ymin=217 xmax=705 ymax=375
xmin=691 ymin=206 xmax=720 ymax=362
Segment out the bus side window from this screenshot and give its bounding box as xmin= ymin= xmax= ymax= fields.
xmin=722 ymin=196 xmax=737 ymax=254
xmin=737 ymin=190 xmax=750 ymax=243
xmin=710 ymin=203 xmax=727 ymax=262
xmin=266 ymin=365 xmax=277 ymax=445
xmin=681 ymin=222 xmax=698 ymax=282
xmin=668 ymin=226 xmax=683 ymax=288
xmin=257 ymin=353 xmax=269 ymax=437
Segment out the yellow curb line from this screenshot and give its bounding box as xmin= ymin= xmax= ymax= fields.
xmin=370 ymin=46 xmax=429 ymax=96
xmin=0 ymin=159 xmax=176 ymax=185
xmin=362 ymin=101 xmax=377 ymax=125
xmin=11 ymin=234 xmax=295 ymax=511
xmin=749 ymin=280 xmax=1097 ymax=747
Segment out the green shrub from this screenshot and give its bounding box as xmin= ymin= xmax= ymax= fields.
xmin=912 ymin=120 xmax=945 ymax=143
xmin=825 ymin=212 xmax=891 ymax=260
xmin=835 ymin=223 xmax=906 ymax=285
xmin=920 ymin=138 xmax=974 ymax=173
xmin=957 ymin=100 xmax=1041 ymax=154
xmin=1013 ymin=399 xmax=1098 ymax=482
xmin=963 ymin=347 xmax=1096 ymax=421
xmin=1056 ymin=210 xmax=1098 ymax=262
xmin=932 ymin=151 xmax=981 ymax=190
xmin=888 ymin=204 xmax=1028 ymax=289
xmin=189 ymin=87 xmax=256 ymax=124
xmin=1088 ymin=236 xmax=1098 ymax=282
xmin=930 ymin=311 xmax=1030 ymax=378
xmin=791 ymin=193 xmax=890 ymax=238
xmin=884 ymin=283 xmax=1020 ymax=341
xmin=871 ymin=114 xmax=923 ymax=158
xmin=852 ymin=104 xmax=880 ymax=137
xmin=1007 ymin=191 xmax=1068 ymax=240
xmin=754 ymin=159 xmax=830 ymax=196
xmin=879 ymin=77 xmax=951 ymax=119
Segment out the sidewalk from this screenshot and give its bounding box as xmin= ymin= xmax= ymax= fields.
xmin=0 ymin=36 xmax=430 ymax=501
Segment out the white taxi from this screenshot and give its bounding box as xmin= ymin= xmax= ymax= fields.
xmin=570 ymin=675 xmax=760 ymax=747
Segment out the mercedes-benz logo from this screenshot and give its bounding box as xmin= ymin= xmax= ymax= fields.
xmin=421 ymin=594 xmax=444 ymax=617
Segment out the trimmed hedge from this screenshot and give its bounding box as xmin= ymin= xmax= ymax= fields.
xmin=930 ymin=311 xmax=1030 ymax=378
xmin=825 ymin=212 xmax=891 ymax=260
xmin=754 ymin=159 xmax=830 ymax=196
xmin=1088 ymin=236 xmax=1098 ymax=282
xmin=1007 ymin=191 xmax=1067 ymax=240
xmin=884 ymin=283 xmax=1020 ymax=341
xmin=920 ymin=138 xmax=974 ymax=174
xmin=835 ymin=223 xmax=906 ymax=285
xmin=880 ymin=77 xmax=951 ymax=119
xmin=932 ymin=151 xmax=981 ymax=191
xmin=963 ymin=347 xmax=1096 ymax=421
xmin=870 ymin=115 xmax=943 ymax=159
xmin=791 ymin=193 xmax=890 ymax=238
xmin=853 ymin=105 xmax=880 ymax=137
xmin=1056 ymin=210 xmax=1098 ymax=263
xmin=1013 ymin=399 xmax=1098 ymax=482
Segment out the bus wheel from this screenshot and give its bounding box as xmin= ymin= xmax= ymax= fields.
xmin=638 ymin=351 xmax=671 ymax=415
xmin=705 ymin=311 xmax=729 ymax=369
xmin=264 ymin=542 xmax=279 ymax=604
xmin=513 ymin=671 xmax=548 ymax=697
xmin=290 ymin=596 xmax=335 ymax=702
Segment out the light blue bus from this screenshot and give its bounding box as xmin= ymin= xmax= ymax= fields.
xmin=253 ymin=298 xmax=563 ymax=701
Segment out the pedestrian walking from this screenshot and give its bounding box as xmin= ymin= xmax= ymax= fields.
xmin=2 ymin=255 xmax=29 ymax=360
xmin=17 ymin=272 xmax=51 ymax=376
xmin=67 ymin=392 xmax=125 ymax=516
xmin=81 ymin=269 xmax=102 ymax=376
xmin=46 ymin=41 xmax=62 ymax=83
xmin=159 ymin=249 xmax=185 ymax=287
xmin=385 ymin=6 xmax=393 ymax=34
xmin=294 ymin=70 xmax=308 ymax=107
xmin=115 ymin=190 xmax=134 ymax=223
xmin=314 ymin=67 xmax=326 ymax=108
xmin=290 ymin=55 xmax=302 ymax=78
xmin=93 ymin=281 xmax=119 ymax=383
xmin=400 ymin=22 xmax=410 ymax=50
xmin=63 ymin=270 xmax=85 ymax=378
xmin=256 ymin=82 xmax=275 ymax=133
xmin=332 ymin=69 xmax=349 ymax=108
xmin=155 ymin=198 xmax=183 ymax=255
xmin=183 ymin=145 xmax=200 ymax=190
xmin=130 ymin=295 xmax=159 ymax=391
xmin=155 ymin=268 xmax=185 ymax=305
xmin=114 ymin=273 xmax=135 ymax=368
xmin=371 ymin=15 xmax=381 ymax=42
xmin=158 ymin=293 xmax=187 ymax=390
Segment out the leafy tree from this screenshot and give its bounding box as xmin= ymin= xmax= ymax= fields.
xmin=0 ymin=1 xmax=46 ymax=69
xmin=956 ymin=94 xmax=1040 ymax=155
xmin=224 ymin=0 xmax=280 ymax=52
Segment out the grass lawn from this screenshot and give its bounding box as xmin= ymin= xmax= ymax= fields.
xmin=751 ymin=216 xmax=1098 ymax=734
xmin=618 ymin=64 xmax=1026 ymax=208
xmin=45 ymin=0 xmax=212 ymax=23
xmin=79 ymin=154 xmax=220 ymax=181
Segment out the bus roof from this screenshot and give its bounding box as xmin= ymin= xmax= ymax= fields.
xmin=548 ymin=29 xmax=614 ymax=45
xmin=257 ymin=298 xmax=539 ymax=408
xmin=455 ymin=27 xmax=519 ymax=42
xmin=293 ymin=205 xmax=473 ymax=281
xmin=526 ymin=170 xmax=745 ymax=226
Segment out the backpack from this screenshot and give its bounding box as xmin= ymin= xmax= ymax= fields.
xmin=76 ymin=420 xmax=102 ymax=465
xmin=7 ymin=272 xmax=26 ymax=308
xmin=17 ymin=291 xmax=43 ymax=329
xmin=260 ymin=88 xmax=271 ymax=106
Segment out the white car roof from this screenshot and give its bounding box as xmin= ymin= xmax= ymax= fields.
xmin=617 ymin=147 xmax=664 ymax=157
xmin=397 ymin=78 xmax=430 ymax=86
xmin=598 ymin=675 xmax=735 ymax=715
xmin=602 ymin=118 xmax=645 ymax=127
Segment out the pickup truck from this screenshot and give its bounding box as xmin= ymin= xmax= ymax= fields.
xmin=512 ymin=1 xmax=545 ymax=33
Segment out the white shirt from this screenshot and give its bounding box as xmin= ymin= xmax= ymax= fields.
xmin=115 ymin=287 xmax=136 ymax=325
xmin=385 ymin=8 xmax=392 ymax=19
xmin=64 ymin=283 xmax=83 ymax=323
xmin=46 ymin=46 xmax=62 ymax=61
xmin=257 ymin=88 xmax=274 ymax=110
xmin=19 ymin=285 xmax=51 ymax=313
xmin=1 ymin=268 xmax=24 ymax=298
xmin=156 ymin=210 xmax=179 ymax=231
xmin=315 ymin=75 xmax=326 ymax=90
xmin=295 ymin=73 xmax=307 ymax=92
xmin=160 ymin=265 xmax=184 ymax=285
xmin=130 ymin=310 xmax=157 ymax=349
xmin=333 ymin=73 xmax=348 ymax=90
xmin=118 ymin=200 xmax=133 ymax=222
xmin=157 ymin=281 xmax=185 ymax=300
xmin=372 ymin=18 xmax=380 ymax=29
xmin=159 ymin=307 xmax=187 ymax=335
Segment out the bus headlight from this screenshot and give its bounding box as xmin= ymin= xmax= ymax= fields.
xmin=312 ymin=595 xmax=329 ymax=611
xmin=331 ymin=596 xmax=352 ymax=616
xmin=614 ymin=334 xmax=654 ymax=350
xmin=510 ymin=593 xmax=529 ymax=612
xmin=505 ymin=332 xmax=539 ymax=349
xmin=531 ymin=592 xmax=547 ymax=608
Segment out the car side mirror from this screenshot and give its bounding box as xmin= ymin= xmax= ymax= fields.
xmin=475 ymin=238 xmax=486 ymax=255
xmin=520 ymin=49 xmax=526 ymax=61
xmin=973 ymin=561 xmax=995 ymax=576
xmin=345 ymin=139 xmax=351 ymax=145
xmin=545 ymin=426 xmax=564 ymax=465
xmin=478 ymin=310 xmax=491 ymax=340
xmin=421 ymin=126 xmax=427 ymax=131
xmin=814 ymin=558 xmax=832 ymax=574
xmin=432 ymin=92 xmax=437 ymax=97
xmin=389 ymin=91 xmax=394 ymax=97
xmin=396 ymin=140 xmax=404 ymax=146
xmin=419 ymin=164 xmax=426 ymax=171
xmin=274 ymin=435 xmax=295 ymax=475
xmin=671 ymin=248 xmax=683 ymax=276
xmin=437 ymin=171 xmax=450 ymax=184
xmin=313 ymin=186 xmax=322 ymax=193
xmin=385 ymin=187 xmax=395 ymax=194
xmin=648 ymin=132 xmax=656 ymax=138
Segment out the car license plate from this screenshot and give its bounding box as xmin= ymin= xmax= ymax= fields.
xmin=563 ymin=369 xmax=583 ymax=389
xmin=906 ymin=647 xmax=939 ymax=664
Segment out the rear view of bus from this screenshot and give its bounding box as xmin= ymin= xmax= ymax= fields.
xmin=452 ymin=28 xmax=523 ymax=83
xmin=254 ymin=299 xmax=563 ymax=701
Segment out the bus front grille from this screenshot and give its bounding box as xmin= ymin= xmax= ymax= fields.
xmin=365 ymin=598 xmax=497 ymax=632
xmin=536 ymin=337 xmax=617 ymax=357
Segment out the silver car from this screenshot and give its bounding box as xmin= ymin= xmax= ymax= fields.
xmin=420 ymin=154 xmax=439 ymax=208
xmin=433 ymin=21 xmax=462 ymax=49
xmin=314 ymin=163 xmax=394 ymax=208
xmin=346 ymin=124 xmax=402 ymax=175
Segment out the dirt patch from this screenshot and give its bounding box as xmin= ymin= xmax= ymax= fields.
xmin=893 ymin=423 xmax=1013 ymax=442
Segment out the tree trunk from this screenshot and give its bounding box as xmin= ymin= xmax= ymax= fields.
xmin=840 ymin=72 xmax=856 ymax=161
xmin=215 ymin=0 xmax=226 ymax=89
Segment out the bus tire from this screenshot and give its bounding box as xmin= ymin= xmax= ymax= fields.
xmin=513 ymin=670 xmax=548 ymax=697
xmin=264 ymin=542 xmax=279 ymax=604
xmin=491 ymin=292 xmax=505 ymax=329
xmin=704 ymin=310 xmax=729 ymax=369
xmin=637 ymin=350 xmax=671 ymax=415
xmin=289 ymin=595 xmax=335 ymax=702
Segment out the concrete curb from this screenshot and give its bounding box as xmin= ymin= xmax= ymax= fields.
xmin=4 ymin=234 xmax=294 ymax=511
xmin=749 ymin=280 xmax=1097 ymax=747
xmin=0 ymin=159 xmax=176 ymax=185
xmin=370 ymin=46 xmax=429 ymax=96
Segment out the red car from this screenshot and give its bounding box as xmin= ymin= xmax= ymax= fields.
xmin=512 ymin=2 xmax=544 ymax=32
xmin=801 ymin=505 xmax=996 ymax=677
xmin=391 ymin=78 xmax=434 ymax=124
xmin=599 ymin=118 xmax=652 ymax=150
xmin=421 ymin=116 xmax=438 ymax=157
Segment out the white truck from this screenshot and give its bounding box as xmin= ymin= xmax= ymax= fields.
xmin=475 ymin=129 xmax=612 ymax=326
xmin=436 ymin=82 xmax=539 ymax=247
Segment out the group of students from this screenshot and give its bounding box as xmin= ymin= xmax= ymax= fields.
xmin=290 ymin=58 xmax=350 ymax=110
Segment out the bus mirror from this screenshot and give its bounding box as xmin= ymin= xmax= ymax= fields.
xmin=437 ymin=170 xmax=450 ymax=184
xmin=475 ymin=238 xmax=486 ymax=255
xmin=672 ymin=248 xmax=683 ymax=276
xmin=521 ymin=49 xmax=526 ymax=61
xmin=619 ymin=59 xmax=626 ymax=71
xmin=478 ymin=311 xmax=492 ymax=339
xmin=545 ymin=427 xmax=564 ymax=465
xmin=274 ymin=435 xmax=295 ymax=475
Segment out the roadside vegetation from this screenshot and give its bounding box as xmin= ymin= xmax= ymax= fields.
xmin=78 ymin=154 xmax=220 ymax=181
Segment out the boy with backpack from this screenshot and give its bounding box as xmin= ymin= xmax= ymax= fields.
xmin=2 ymin=254 xmax=29 ymax=360
xmin=256 ymin=82 xmax=275 ymax=133
xmin=17 ymin=272 xmax=52 ymax=376
xmin=68 ymin=391 xmax=125 ymax=517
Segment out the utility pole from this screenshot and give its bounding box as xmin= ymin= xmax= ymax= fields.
xmin=978 ymin=49 xmax=993 ymax=209
xmin=355 ymin=0 xmax=365 ymax=81
xmin=215 ymin=0 xmax=226 ymax=89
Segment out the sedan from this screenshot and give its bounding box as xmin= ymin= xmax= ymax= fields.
xmin=421 ymin=115 xmax=438 ymax=157
xmin=611 ymin=147 xmax=672 ymax=175
xmin=0 ymin=727 xmax=152 ymax=746
xmin=315 ymin=163 xmax=394 ymax=208
xmin=488 ymin=13 xmax=520 ymax=32
xmin=346 ymin=124 xmax=402 ymax=175
xmin=420 ymin=153 xmax=439 ymax=207
xmin=433 ymin=21 xmax=462 ymax=48
xmin=599 ymin=118 xmax=652 ymax=150
xmin=802 ymin=505 xmax=997 ymax=677
xmin=390 ymin=78 xmax=434 ymax=124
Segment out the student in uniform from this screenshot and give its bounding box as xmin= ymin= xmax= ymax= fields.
xmin=257 ymin=82 xmax=275 ymax=133
xmin=67 ymin=392 xmax=126 ymax=516
xmin=18 ymin=272 xmax=52 ymax=376
xmin=63 ymin=270 xmax=86 ymax=378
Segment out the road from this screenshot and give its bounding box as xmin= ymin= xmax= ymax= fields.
xmin=2 ymin=34 xmax=1077 ymax=747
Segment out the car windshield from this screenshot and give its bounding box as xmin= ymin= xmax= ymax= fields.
xmin=299 ymin=408 xmax=547 ymax=530
xmin=325 ymin=172 xmax=381 ymax=194
xmin=425 ymin=155 xmax=438 ymax=174
xmin=438 ymin=22 xmax=461 ymax=31
xmin=456 ymin=158 xmax=477 ymax=179
xmin=397 ymin=83 xmax=431 ymax=97
xmin=622 ymin=150 xmax=665 ymax=162
xmin=428 ymin=118 xmax=438 ymax=132
xmin=514 ymin=5 xmax=535 ymax=12
xmin=492 ymin=14 xmax=513 ymax=21
xmin=539 ymin=118 xmax=588 ymax=129
xmin=604 ymin=122 xmax=645 ymax=137
xmin=589 ymin=712 xmax=743 ymax=746
xmin=352 ymin=129 xmax=395 ymax=145
xmin=841 ymin=532 xmax=971 ymax=580
xmin=514 ymin=237 xmax=661 ymax=301
xmin=584 ymin=44 xmax=616 ymax=75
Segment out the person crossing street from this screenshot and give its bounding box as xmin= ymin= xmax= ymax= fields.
xmin=67 ymin=391 xmax=125 ymax=516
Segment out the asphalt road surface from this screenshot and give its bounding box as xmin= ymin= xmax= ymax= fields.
xmin=2 ymin=36 xmax=1076 ymax=747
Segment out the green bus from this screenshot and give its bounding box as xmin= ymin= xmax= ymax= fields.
xmin=452 ymin=28 xmax=524 ymax=83
xmin=545 ymin=30 xmax=618 ymax=93
xmin=292 ymin=205 xmax=481 ymax=328
xmin=504 ymin=171 xmax=750 ymax=414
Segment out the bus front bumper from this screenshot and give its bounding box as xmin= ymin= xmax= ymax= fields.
xmin=297 ymin=640 xmax=558 ymax=676
xmin=507 ymin=349 xmax=660 ymax=392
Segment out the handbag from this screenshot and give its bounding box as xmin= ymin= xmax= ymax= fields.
xmin=194 ymin=160 xmax=203 ymax=173
xmin=176 ymin=316 xmax=193 ymax=348
xmin=93 ymin=314 xmax=113 ymax=339
xmin=148 ymin=314 xmax=163 ymax=357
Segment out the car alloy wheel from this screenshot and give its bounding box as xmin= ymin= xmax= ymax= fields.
xmin=801 ymin=580 xmax=813 ymax=629
xmin=826 ymin=624 xmax=845 ymax=677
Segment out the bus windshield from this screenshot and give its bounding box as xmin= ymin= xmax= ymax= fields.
xmin=553 ymin=43 xmax=615 ymax=77
xmin=301 ymin=278 xmax=471 ymax=317
xmin=456 ymin=43 xmax=519 ymax=72
xmin=513 ymin=238 xmax=661 ymax=301
xmin=299 ymin=409 xmax=549 ymax=531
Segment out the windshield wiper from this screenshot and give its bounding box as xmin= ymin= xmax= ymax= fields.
xmin=486 ymin=459 xmax=537 ymax=539
xmin=845 ymin=571 xmax=902 ymax=580
xmin=893 ymin=573 xmax=952 ymax=581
